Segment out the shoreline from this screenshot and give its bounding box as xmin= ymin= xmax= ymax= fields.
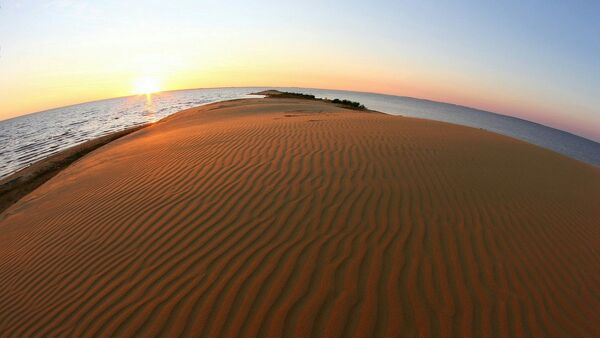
xmin=2 ymin=88 xmax=597 ymax=177
xmin=0 ymin=124 xmax=150 ymax=215
xmin=0 ymin=94 xmax=376 ymax=216
xmin=1 ymin=96 xmax=597 ymax=217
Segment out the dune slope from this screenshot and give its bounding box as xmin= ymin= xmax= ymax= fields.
xmin=0 ymin=98 xmax=599 ymax=337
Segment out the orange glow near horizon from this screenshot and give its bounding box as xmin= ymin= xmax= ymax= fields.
xmin=0 ymin=69 xmax=572 ymax=128
xmin=0 ymin=59 xmax=595 ymax=142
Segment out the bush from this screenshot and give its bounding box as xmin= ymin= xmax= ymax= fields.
xmin=260 ymin=90 xmax=366 ymax=109
xmin=331 ymin=98 xmax=365 ymax=109
xmin=277 ymin=92 xmax=316 ymax=100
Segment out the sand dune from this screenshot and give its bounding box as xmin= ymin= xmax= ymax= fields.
xmin=0 ymin=98 xmax=599 ymax=337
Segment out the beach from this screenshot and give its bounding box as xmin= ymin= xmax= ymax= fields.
xmin=0 ymin=97 xmax=599 ymax=336
xmin=0 ymin=125 xmax=148 ymax=215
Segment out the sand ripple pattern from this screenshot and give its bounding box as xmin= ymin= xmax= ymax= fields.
xmin=0 ymin=99 xmax=599 ymax=337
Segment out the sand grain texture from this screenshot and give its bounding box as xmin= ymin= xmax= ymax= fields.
xmin=0 ymin=98 xmax=599 ymax=337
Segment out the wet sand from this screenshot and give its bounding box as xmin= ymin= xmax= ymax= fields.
xmin=0 ymin=98 xmax=599 ymax=337
xmin=0 ymin=125 xmax=148 ymax=215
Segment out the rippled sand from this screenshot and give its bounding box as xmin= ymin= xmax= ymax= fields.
xmin=0 ymin=98 xmax=598 ymax=337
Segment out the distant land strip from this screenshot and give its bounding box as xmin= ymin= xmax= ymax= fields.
xmin=253 ymin=90 xmax=367 ymax=110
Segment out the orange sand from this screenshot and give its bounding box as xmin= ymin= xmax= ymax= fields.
xmin=0 ymin=98 xmax=599 ymax=337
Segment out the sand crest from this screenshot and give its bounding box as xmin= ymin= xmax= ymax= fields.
xmin=0 ymin=98 xmax=598 ymax=337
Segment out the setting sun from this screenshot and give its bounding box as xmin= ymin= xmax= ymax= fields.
xmin=133 ymin=77 xmax=161 ymax=95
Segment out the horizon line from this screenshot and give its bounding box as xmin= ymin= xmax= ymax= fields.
xmin=2 ymin=85 xmax=598 ymax=145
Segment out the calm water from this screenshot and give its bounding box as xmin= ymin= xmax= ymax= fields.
xmin=1 ymin=87 xmax=598 ymax=179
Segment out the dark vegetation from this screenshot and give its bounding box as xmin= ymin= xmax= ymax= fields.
xmin=331 ymin=98 xmax=365 ymax=109
xmin=270 ymin=91 xmax=316 ymax=100
xmin=253 ymin=90 xmax=367 ymax=110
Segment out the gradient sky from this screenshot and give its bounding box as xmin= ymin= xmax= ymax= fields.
xmin=0 ymin=0 xmax=599 ymax=141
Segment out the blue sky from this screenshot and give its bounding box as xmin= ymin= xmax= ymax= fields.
xmin=0 ymin=0 xmax=598 ymax=140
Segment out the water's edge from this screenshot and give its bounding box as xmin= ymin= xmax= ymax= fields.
xmin=3 ymin=96 xmax=599 ymax=218
xmin=1 ymin=87 xmax=598 ymax=180
xmin=0 ymin=124 xmax=149 ymax=217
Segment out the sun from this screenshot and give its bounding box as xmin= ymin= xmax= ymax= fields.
xmin=133 ymin=77 xmax=161 ymax=95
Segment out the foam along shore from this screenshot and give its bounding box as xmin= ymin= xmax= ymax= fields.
xmin=0 ymin=124 xmax=149 ymax=215
xmin=0 ymin=97 xmax=599 ymax=337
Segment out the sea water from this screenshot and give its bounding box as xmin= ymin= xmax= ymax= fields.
xmin=1 ymin=87 xmax=598 ymax=180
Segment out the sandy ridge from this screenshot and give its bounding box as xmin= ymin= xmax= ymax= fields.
xmin=0 ymin=98 xmax=598 ymax=337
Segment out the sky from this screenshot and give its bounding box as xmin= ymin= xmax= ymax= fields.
xmin=0 ymin=0 xmax=599 ymax=141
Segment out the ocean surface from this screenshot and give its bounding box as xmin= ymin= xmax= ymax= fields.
xmin=1 ymin=87 xmax=598 ymax=179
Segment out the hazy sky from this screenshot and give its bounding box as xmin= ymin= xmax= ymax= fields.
xmin=0 ymin=0 xmax=598 ymax=140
